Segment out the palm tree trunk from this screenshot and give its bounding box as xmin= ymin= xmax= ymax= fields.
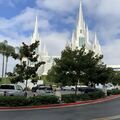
xmin=2 ymin=53 xmax=5 ymax=78
xmin=5 ymin=56 xmax=8 ymax=78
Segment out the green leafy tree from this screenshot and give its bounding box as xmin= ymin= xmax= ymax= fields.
xmin=111 ymin=71 xmax=120 ymax=86
xmin=0 ymin=40 xmax=15 ymax=78
xmin=0 ymin=40 xmax=8 ymax=78
xmin=8 ymin=41 xmax=45 ymax=89
xmin=47 ymin=46 xmax=112 ymax=94
xmin=4 ymin=45 xmax=15 ymax=77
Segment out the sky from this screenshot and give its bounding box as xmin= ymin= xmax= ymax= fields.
xmin=0 ymin=0 xmax=120 ymax=75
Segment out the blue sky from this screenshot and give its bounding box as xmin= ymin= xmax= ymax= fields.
xmin=0 ymin=0 xmax=120 ymax=75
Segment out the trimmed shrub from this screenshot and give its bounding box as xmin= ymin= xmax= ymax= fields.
xmin=0 ymin=96 xmax=28 ymax=107
xmin=62 ymin=90 xmax=105 ymax=103
xmin=0 ymin=95 xmax=59 ymax=107
xmin=61 ymin=94 xmax=77 ymax=103
xmin=87 ymin=91 xmax=105 ymax=100
xmin=28 ymin=95 xmax=59 ymax=105
xmin=107 ymin=89 xmax=120 ymax=96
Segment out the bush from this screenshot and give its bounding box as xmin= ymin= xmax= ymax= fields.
xmin=62 ymin=90 xmax=105 ymax=103
xmin=0 ymin=91 xmax=105 ymax=106
xmin=87 ymin=91 xmax=105 ymax=100
xmin=28 ymin=95 xmax=59 ymax=105
xmin=0 ymin=95 xmax=59 ymax=107
xmin=61 ymin=94 xmax=77 ymax=103
xmin=107 ymin=89 xmax=120 ymax=96
xmin=0 ymin=96 xmax=28 ymax=107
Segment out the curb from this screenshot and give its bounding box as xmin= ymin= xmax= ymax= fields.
xmin=0 ymin=95 xmax=120 ymax=111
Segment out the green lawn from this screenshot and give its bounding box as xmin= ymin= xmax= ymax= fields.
xmin=0 ymin=78 xmax=11 ymax=85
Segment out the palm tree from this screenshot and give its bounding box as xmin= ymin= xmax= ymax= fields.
xmin=4 ymin=45 xmax=15 ymax=77
xmin=0 ymin=40 xmax=8 ymax=78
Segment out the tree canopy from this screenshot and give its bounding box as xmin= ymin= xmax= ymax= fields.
xmin=47 ymin=46 xmax=114 ymax=90
xmin=0 ymin=40 xmax=15 ymax=78
xmin=7 ymin=41 xmax=45 ymax=85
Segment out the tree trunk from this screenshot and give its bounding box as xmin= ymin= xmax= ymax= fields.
xmin=75 ymin=82 xmax=77 ymax=95
xmin=5 ymin=56 xmax=8 ymax=78
xmin=2 ymin=53 xmax=5 ymax=78
xmin=103 ymin=84 xmax=107 ymax=96
xmin=25 ymin=80 xmax=28 ymax=90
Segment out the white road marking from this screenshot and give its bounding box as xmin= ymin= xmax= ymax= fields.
xmin=93 ymin=115 xmax=120 ymax=120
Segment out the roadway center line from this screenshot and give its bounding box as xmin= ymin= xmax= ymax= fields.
xmin=93 ymin=115 xmax=120 ymax=120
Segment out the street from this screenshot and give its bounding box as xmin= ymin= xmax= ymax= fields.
xmin=0 ymin=97 xmax=120 ymax=120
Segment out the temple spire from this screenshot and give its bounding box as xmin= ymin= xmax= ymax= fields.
xmin=93 ymin=33 xmax=98 ymax=47
xmin=93 ymin=33 xmax=102 ymax=55
xmin=31 ymin=16 xmax=40 ymax=44
xmin=78 ymin=0 xmax=84 ymax=30
xmin=86 ymin=26 xmax=90 ymax=45
xmin=43 ymin=44 xmax=48 ymax=56
xmin=34 ymin=16 xmax=39 ymax=37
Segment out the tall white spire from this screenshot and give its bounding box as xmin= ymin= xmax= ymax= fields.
xmin=93 ymin=33 xmax=102 ymax=55
xmin=86 ymin=26 xmax=90 ymax=45
xmin=34 ymin=16 xmax=39 ymax=38
xmin=93 ymin=33 xmax=98 ymax=48
xmin=31 ymin=16 xmax=41 ymax=53
xmin=71 ymin=0 xmax=102 ymax=54
xmin=43 ymin=44 xmax=48 ymax=56
xmin=78 ymin=0 xmax=84 ymax=30
xmin=31 ymin=16 xmax=40 ymax=44
xmin=71 ymin=31 xmax=75 ymax=50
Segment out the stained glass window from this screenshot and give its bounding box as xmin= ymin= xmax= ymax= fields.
xmin=79 ymin=37 xmax=85 ymax=47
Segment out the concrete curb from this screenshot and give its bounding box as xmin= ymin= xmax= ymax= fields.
xmin=0 ymin=95 xmax=120 ymax=111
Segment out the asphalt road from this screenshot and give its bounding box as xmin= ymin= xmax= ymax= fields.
xmin=0 ymin=97 xmax=120 ymax=120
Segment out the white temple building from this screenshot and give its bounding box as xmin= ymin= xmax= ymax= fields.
xmin=31 ymin=16 xmax=60 ymax=76
xmin=30 ymin=0 xmax=102 ymax=76
xmin=71 ymin=0 xmax=102 ymax=55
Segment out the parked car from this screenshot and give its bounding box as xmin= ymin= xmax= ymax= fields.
xmin=95 ymin=83 xmax=115 ymax=90
xmin=61 ymin=86 xmax=73 ymax=91
xmin=78 ymin=87 xmax=99 ymax=93
xmin=62 ymin=85 xmax=88 ymax=91
xmin=32 ymin=84 xmax=45 ymax=92
xmin=36 ymin=86 xmax=53 ymax=95
xmin=0 ymin=84 xmax=26 ymax=96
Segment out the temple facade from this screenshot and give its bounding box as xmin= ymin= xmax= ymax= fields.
xmin=30 ymin=0 xmax=102 ymax=76
xmin=71 ymin=0 xmax=102 ymax=55
xmin=31 ymin=16 xmax=59 ymax=76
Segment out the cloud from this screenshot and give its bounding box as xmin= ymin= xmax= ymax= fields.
xmin=41 ymin=31 xmax=70 ymax=56
xmin=81 ymin=0 xmax=120 ymax=64
xmin=36 ymin=0 xmax=80 ymax=13
xmin=0 ymin=7 xmax=53 ymax=46
xmin=103 ymin=39 xmax=120 ymax=64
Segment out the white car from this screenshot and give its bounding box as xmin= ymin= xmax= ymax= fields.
xmin=62 ymin=85 xmax=88 ymax=91
xmin=95 ymin=83 xmax=115 ymax=90
xmin=36 ymin=86 xmax=54 ymax=96
xmin=0 ymin=84 xmax=26 ymax=96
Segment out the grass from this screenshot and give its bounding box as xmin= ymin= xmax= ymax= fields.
xmin=0 ymin=78 xmax=11 ymax=85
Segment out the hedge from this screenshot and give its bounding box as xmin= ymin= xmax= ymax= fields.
xmin=28 ymin=95 xmax=59 ymax=106
xmin=62 ymin=90 xmax=105 ymax=103
xmin=0 ymin=96 xmax=28 ymax=107
xmin=0 ymin=95 xmax=59 ymax=107
xmin=0 ymin=91 xmax=106 ymax=106
xmin=107 ymin=89 xmax=120 ymax=96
